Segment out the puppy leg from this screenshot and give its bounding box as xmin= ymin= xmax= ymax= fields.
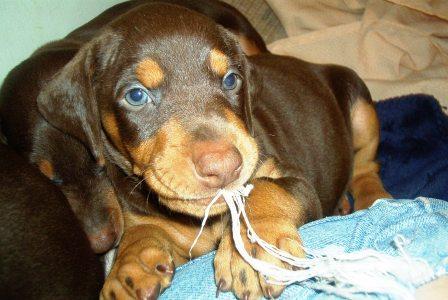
xmin=214 ymin=178 xmax=313 ymax=299
xmin=101 ymin=215 xmax=217 ymax=300
xmin=350 ymin=99 xmax=391 ymax=211
xmin=101 ymin=224 xmax=174 ymax=300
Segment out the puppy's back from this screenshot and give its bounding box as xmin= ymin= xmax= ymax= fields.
xmin=249 ymin=53 xmax=353 ymax=215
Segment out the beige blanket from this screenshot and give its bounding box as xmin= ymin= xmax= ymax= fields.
xmin=266 ymin=0 xmax=448 ymax=106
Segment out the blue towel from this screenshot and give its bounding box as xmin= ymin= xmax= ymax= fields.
xmin=377 ymin=94 xmax=448 ymax=200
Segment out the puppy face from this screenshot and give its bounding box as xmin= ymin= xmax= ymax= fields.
xmin=98 ymin=5 xmax=259 ymax=217
xmin=38 ymin=4 xmax=259 ymax=218
xmin=31 ymin=129 xmax=123 ymax=254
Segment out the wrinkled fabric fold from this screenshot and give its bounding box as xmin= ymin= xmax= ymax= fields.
xmin=265 ymin=0 xmax=448 ymax=107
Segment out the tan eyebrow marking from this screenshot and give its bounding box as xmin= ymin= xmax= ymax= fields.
xmin=136 ymin=59 xmax=164 ymax=88
xmin=38 ymin=160 xmax=55 ymax=179
xmin=209 ymin=48 xmax=229 ymax=76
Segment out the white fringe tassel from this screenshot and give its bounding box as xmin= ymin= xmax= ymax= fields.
xmin=189 ymin=185 xmax=438 ymax=299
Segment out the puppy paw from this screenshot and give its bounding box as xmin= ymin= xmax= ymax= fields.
xmin=333 ymin=194 xmax=352 ymax=216
xmin=101 ymin=243 xmax=174 ymax=300
xmin=214 ymin=222 xmax=304 ymax=299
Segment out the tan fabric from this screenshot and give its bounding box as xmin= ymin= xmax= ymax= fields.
xmin=266 ymin=0 xmax=448 ymax=106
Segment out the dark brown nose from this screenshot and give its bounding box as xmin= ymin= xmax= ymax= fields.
xmin=88 ymin=226 xmax=118 ymax=254
xmin=87 ymin=208 xmax=122 ymax=254
xmin=192 ymin=140 xmax=242 ymax=188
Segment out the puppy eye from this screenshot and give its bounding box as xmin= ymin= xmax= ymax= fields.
xmin=52 ymin=178 xmax=63 ymax=185
xmin=125 ymin=88 xmax=149 ymax=106
xmin=222 ymin=72 xmax=242 ymax=91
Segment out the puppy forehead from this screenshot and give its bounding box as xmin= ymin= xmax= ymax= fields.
xmin=135 ymin=47 xmax=229 ymax=79
xmin=109 ymin=4 xmax=237 ymax=82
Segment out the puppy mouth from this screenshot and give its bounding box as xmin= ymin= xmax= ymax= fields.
xmin=157 ymin=192 xmax=229 ymax=218
xmin=189 ymin=195 xmax=226 ymax=206
xmin=161 ymin=190 xmax=228 ymax=207
xmin=147 ymin=164 xmax=248 ymax=201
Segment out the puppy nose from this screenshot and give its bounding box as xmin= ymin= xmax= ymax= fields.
xmin=87 ymin=208 xmax=122 ymax=254
xmin=192 ymin=140 xmax=242 ymax=188
xmin=88 ymin=226 xmax=118 ymax=254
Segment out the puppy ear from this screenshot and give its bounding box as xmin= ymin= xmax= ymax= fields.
xmin=218 ymin=25 xmax=256 ymax=136
xmin=37 ymin=35 xmax=116 ymax=166
xmin=242 ymin=59 xmax=256 ymax=136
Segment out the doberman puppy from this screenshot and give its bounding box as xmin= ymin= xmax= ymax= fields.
xmin=1 ymin=2 xmax=390 ymax=300
xmin=0 ymin=0 xmax=265 ymax=255
xmin=0 ymin=142 xmax=103 ymax=299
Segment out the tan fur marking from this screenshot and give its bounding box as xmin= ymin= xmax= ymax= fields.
xmin=350 ymin=99 xmax=391 ymax=210
xmin=209 ymin=49 xmax=229 ymax=76
xmin=133 ymin=118 xmax=197 ymax=201
xmin=221 ymin=108 xmax=259 ymax=186
xmin=102 ymin=112 xmax=127 ymax=155
xmin=38 ymin=160 xmax=54 ymax=179
xmin=127 ymin=137 xmax=157 ymax=175
xmin=141 ymin=110 xmax=258 ymax=217
xmin=136 ymin=59 xmax=164 ymax=88
xmin=247 ymin=179 xmax=304 ymax=224
xmin=130 ymin=110 xmax=258 ymax=217
xmin=144 ymin=118 xmax=190 ymax=189
xmin=124 ymin=212 xmax=218 ymax=258
xmin=237 ymin=35 xmax=261 ymax=56
xmin=351 ymin=100 xmax=379 ymax=151
xmin=223 ymin=109 xmax=247 ymax=132
xmin=255 ymin=158 xmax=282 ymax=179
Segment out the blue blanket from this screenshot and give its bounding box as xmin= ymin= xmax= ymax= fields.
xmin=377 ymin=94 xmax=448 ymax=201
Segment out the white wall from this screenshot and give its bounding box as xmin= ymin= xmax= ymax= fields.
xmin=0 ymin=0 xmax=123 ymax=85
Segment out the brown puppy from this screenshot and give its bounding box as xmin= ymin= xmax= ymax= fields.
xmin=0 ymin=0 xmax=265 ymax=254
xmin=1 ymin=69 xmax=123 ymax=253
xmin=0 ymin=142 xmax=103 ymax=299
xmin=30 ymin=4 xmax=388 ymax=299
xmin=1 ymin=3 xmax=389 ymax=300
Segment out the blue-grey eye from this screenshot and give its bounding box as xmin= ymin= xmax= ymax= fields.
xmin=222 ymin=72 xmax=239 ymax=90
xmin=125 ymin=88 xmax=149 ymax=106
xmin=52 ymin=178 xmax=63 ymax=185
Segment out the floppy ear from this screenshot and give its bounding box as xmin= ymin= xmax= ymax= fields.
xmin=218 ymin=25 xmax=256 ymax=136
xmin=241 ymin=58 xmax=256 ymax=136
xmin=37 ymin=36 xmax=116 ymax=166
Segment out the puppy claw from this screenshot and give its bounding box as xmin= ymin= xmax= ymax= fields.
xmin=109 ymin=291 xmax=117 ymax=300
xmin=156 ymin=264 xmax=174 ymax=275
xmin=242 ymin=291 xmax=250 ymax=300
xmin=216 ymin=279 xmax=227 ymax=298
xmin=136 ymin=283 xmax=160 ymax=300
